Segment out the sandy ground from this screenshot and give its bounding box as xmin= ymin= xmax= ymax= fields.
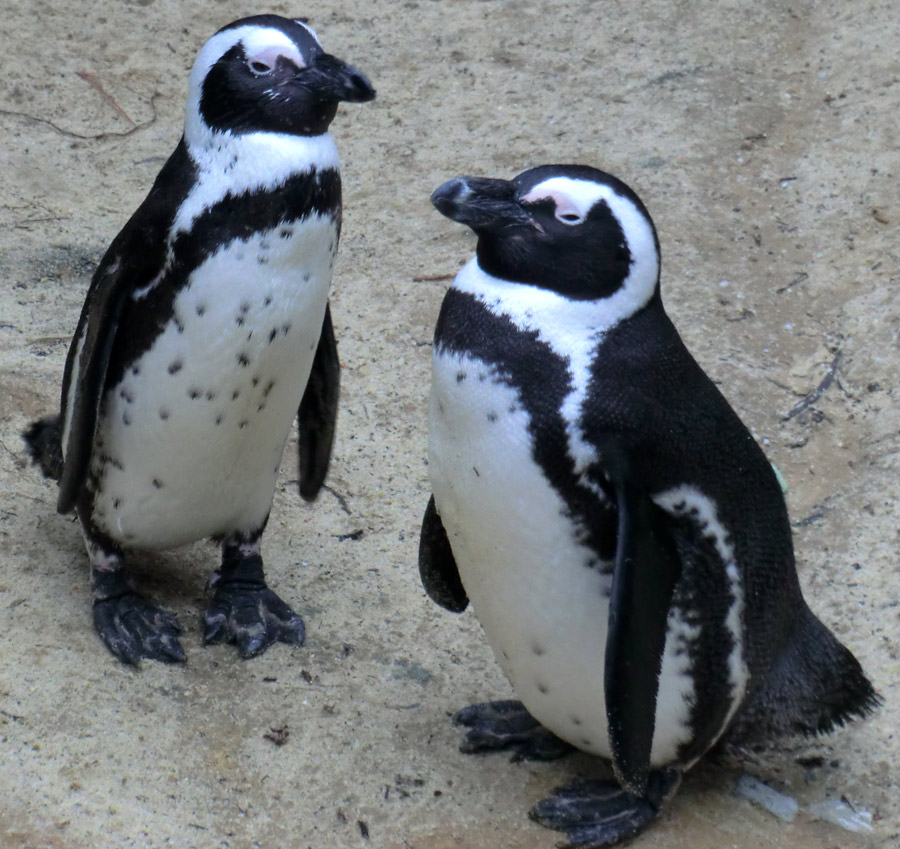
xmin=0 ymin=1 xmax=897 ymax=847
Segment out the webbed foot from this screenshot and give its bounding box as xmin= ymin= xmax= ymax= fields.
xmin=92 ymin=569 xmax=185 ymax=665
xmin=203 ymin=554 xmax=304 ymax=658
xmin=529 ymin=769 xmax=681 ymax=847
xmin=454 ymin=700 xmax=575 ymax=761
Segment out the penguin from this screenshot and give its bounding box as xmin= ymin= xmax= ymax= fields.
xmin=23 ymin=15 xmax=375 ymax=665
xmin=419 ymin=165 xmax=879 ymax=846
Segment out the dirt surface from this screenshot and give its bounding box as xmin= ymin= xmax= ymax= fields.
xmin=1 ymin=1 xmax=897 ymax=847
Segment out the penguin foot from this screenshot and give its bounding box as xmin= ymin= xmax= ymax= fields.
xmin=203 ymin=555 xmax=305 ymax=658
xmin=92 ymin=570 xmax=185 ymax=665
xmin=529 ymin=769 xmax=681 ymax=848
xmin=454 ymin=700 xmax=575 ymax=761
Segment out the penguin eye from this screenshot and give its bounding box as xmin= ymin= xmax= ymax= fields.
xmin=555 ymin=210 xmax=584 ymax=226
xmin=249 ymin=60 xmax=274 ymax=76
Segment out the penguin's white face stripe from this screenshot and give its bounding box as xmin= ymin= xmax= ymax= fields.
xmin=188 ymin=26 xmax=308 ymax=100
xmin=523 ymin=176 xmax=660 ymax=296
xmin=183 ymin=25 xmax=323 ymax=148
xmin=294 ymin=20 xmax=322 ymax=46
xmin=654 ymin=484 xmax=751 ymax=744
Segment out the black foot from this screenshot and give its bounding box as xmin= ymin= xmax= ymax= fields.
xmin=454 ymin=700 xmax=575 ymax=761
xmin=92 ymin=570 xmax=185 ymax=665
xmin=529 ymin=769 xmax=682 ymax=848
xmin=203 ymin=555 xmax=305 ymax=658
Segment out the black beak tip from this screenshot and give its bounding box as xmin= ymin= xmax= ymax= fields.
xmin=430 ymin=178 xmax=467 ymax=217
xmin=344 ymin=68 xmax=376 ymax=103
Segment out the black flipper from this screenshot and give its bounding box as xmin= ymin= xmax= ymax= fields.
xmin=418 ymin=495 xmax=468 ymax=612
xmin=454 ymin=700 xmax=574 ymax=761
xmin=599 ymin=439 xmax=682 ymax=797
xmin=529 ymin=769 xmax=682 ymax=848
xmin=55 ymin=140 xmax=195 ymax=514
xmin=297 ymin=302 xmax=340 ymax=501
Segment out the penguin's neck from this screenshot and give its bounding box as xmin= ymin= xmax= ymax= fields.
xmin=452 ymin=257 xmax=657 ymax=355
xmin=173 ymin=128 xmax=340 ymax=239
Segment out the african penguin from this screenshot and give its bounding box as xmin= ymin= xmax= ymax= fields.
xmin=23 ymin=15 xmax=375 ymax=665
xmin=419 ymin=165 xmax=879 ymax=846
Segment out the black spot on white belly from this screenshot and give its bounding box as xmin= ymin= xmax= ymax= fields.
xmin=237 ymin=353 xmax=250 ymax=367
xmin=456 ymin=371 xmax=467 ymax=383
xmin=152 ymin=478 xmax=163 ymax=489
xmin=159 ymin=408 xmax=170 ymax=420
xmin=268 ymin=328 xmax=278 ymax=344
xmin=536 ymin=681 xmax=549 ymax=695
xmin=487 ymin=411 xmax=498 ymax=422
xmin=188 ymin=388 xmax=201 ymax=400
xmin=531 ymin=643 xmax=546 ymax=656
xmin=205 ymin=390 xmax=216 ymax=401
xmin=196 ymin=304 xmax=207 ymax=316
xmin=263 ymin=381 xmax=275 ymax=397
xmin=215 ymin=414 xmax=223 ymax=426
xmin=168 ymin=360 xmax=183 ymax=375
xmin=119 ymin=388 xmax=134 ymax=403
xmin=122 ymin=412 xmax=131 ymax=426
xmin=570 ymin=716 xmax=583 ymax=726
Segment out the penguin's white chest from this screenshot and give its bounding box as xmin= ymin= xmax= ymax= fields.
xmin=91 ymin=214 xmax=338 ymax=548
xmin=428 ymin=349 xmax=697 ymax=766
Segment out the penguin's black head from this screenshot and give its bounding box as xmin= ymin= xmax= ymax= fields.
xmin=186 ymin=15 xmax=375 ymax=140
xmin=431 ymin=165 xmax=661 ymax=301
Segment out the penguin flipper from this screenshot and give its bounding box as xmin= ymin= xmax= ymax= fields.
xmin=297 ymin=302 xmax=340 ymax=501
xmin=419 ymin=495 xmax=468 ymax=612
xmin=600 ymin=439 xmax=681 ymax=797
xmin=56 ymin=140 xmax=194 ymax=515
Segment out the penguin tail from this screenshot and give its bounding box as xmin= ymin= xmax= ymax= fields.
xmin=22 ymin=415 xmax=64 ymax=483
xmin=728 ymin=606 xmax=880 ymax=743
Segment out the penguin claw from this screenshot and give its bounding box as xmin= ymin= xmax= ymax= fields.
xmin=93 ymin=592 xmax=185 ymax=665
xmin=454 ymin=700 xmax=574 ymax=761
xmin=529 ymin=770 xmax=681 ymax=848
xmin=203 ymin=582 xmax=305 ymax=658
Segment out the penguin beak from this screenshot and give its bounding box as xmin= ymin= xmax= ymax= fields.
xmin=431 ymin=177 xmax=531 ymax=232
xmin=301 ymin=53 xmax=376 ymax=103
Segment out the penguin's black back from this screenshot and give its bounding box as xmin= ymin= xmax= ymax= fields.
xmin=579 ymin=293 xmax=878 ymax=739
